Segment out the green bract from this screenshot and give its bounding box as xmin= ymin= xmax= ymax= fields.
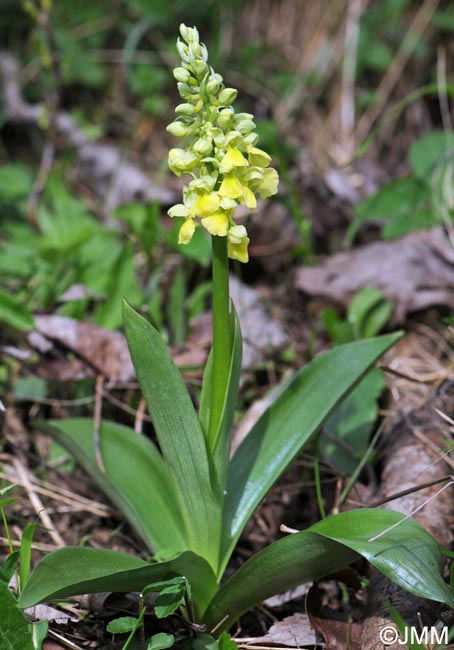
xmin=167 ymin=24 xmax=279 ymax=263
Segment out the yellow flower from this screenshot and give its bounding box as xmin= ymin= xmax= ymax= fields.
xmin=219 ymin=174 xmax=243 ymax=200
xmin=227 ymin=225 xmax=249 ymax=263
xmin=219 ymin=147 xmax=248 ymax=173
xmin=179 ymin=219 xmax=197 ymax=244
xmin=168 ymin=203 xmax=189 ymax=218
xmin=247 ymin=146 xmax=271 ymax=167
xmin=189 ymin=193 xmax=220 ymax=217
xmin=201 ymin=212 xmax=229 ymax=236
xmin=255 ymin=167 xmax=279 ymax=198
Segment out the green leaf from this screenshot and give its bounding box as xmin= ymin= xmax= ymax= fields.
xmin=154 ymin=585 xmax=186 ymax=618
xmin=143 ymin=576 xmax=189 ymax=618
xmin=107 ymin=617 xmax=139 ymax=634
xmin=323 ymin=369 xmax=384 ymax=475
xmin=95 ymin=242 xmax=143 ymax=329
xmin=0 ymin=164 xmax=33 ymax=201
xmin=147 ymin=632 xmax=175 ymax=650
xmin=221 ymin=333 xmax=402 ymax=569
xmin=20 ymin=523 xmax=37 ymax=590
xmin=19 ymin=548 xmax=217 ymax=619
xmin=32 ymin=620 xmax=48 ymax=650
xmin=123 ymin=301 xmax=221 ymax=570
xmin=204 ymin=509 xmax=454 ymax=634
xmin=199 ymin=305 xmax=242 ymax=498
xmin=39 ymin=419 xmax=187 ymax=555
xmin=409 ymin=131 xmax=454 ymax=180
xmin=346 ymin=177 xmax=429 ymax=242
xmin=0 ymin=551 xmax=20 ymax=584
xmin=0 ymin=288 xmax=35 ymax=331
xmin=0 ymin=581 xmax=34 ymax=650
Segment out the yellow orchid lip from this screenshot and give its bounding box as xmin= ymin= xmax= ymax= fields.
xmin=219 ymin=174 xmax=243 ymax=199
xmin=201 ymin=212 xmax=229 ymax=237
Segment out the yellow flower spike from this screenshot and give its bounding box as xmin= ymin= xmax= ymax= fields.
xmin=219 ymin=174 xmax=243 ymax=200
xmin=201 ymin=212 xmax=229 ymax=237
xmin=178 ymin=218 xmax=197 ymax=244
xmin=167 ymin=23 xmax=279 ymax=262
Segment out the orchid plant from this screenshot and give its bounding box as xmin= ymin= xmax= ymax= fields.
xmin=19 ymin=25 xmax=454 ymax=641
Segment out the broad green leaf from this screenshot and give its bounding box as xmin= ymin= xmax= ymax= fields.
xmin=409 ymin=131 xmax=454 ymax=180
xmin=204 ymin=509 xmax=454 ymax=634
xmin=0 ymin=551 xmax=20 ymax=584
xmin=346 ymin=177 xmax=428 ymax=243
xmin=199 ymin=305 xmax=242 ymax=498
xmin=40 ymin=419 xmax=187 ymax=554
xmin=221 ymin=333 xmax=402 ymax=568
xmin=95 ymin=242 xmax=143 ymax=330
xmin=0 ymin=289 xmax=34 ymax=331
xmin=323 ymin=369 xmax=384 ymax=475
xmin=0 ymin=581 xmax=34 ymax=650
xmin=19 ymin=548 xmax=217 ymax=619
xmin=147 ymin=632 xmax=175 ymax=650
xmin=0 ymin=163 xmax=33 ymax=200
xmin=123 ymin=301 xmax=221 ymax=569
xmin=107 ymin=617 xmax=139 ymax=634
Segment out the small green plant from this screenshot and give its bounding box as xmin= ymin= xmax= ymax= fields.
xmin=347 ymin=130 xmax=454 ymax=242
xmin=18 ymin=25 xmax=454 ymax=640
xmin=321 ymin=287 xmax=394 ymax=475
xmin=0 ymin=485 xmax=48 ymax=649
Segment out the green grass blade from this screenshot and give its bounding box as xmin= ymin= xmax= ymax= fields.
xmin=123 ymin=301 xmax=221 ymax=569
xmin=221 ymin=333 xmax=402 ymax=568
xmin=19 ymin=523 xmax=37 ymax=591
xmin=19 ymin=548 xmax=218 ymax=620
xmin=40 ymin=419 xmax=187 ymax=555
xmin=203 ymin=509 xmax=454 ymax=634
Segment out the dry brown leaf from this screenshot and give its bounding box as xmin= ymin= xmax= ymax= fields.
xmin=237 ymin=613 xmax=318 ymax=648
xmin=296 ymin=227 xmax=454 ymax=323
xmin=309 ymin=614 xmax=362 ymax=650
xmin=30 ymin=315 xmax=135 ymax=384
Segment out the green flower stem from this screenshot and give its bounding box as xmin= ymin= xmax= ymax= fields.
xmin=208 ymin=235 xmax=231 ymax=451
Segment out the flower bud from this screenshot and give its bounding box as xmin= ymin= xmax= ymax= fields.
xmin=175 ymin=102 xmax=197 ymax=115
xmin=193 ymin=137 xmax=213 ymax=155
xmin=166 ymin=121 xmax=192 ymax=137
xmin=206 ymin=78 xmax=221 ymax=95
xmin=173 ymin=67 xmax=191 ymax=83
xmin=218 ymin=88 xmax=238 ymax=106
xmin=176 ymin=39 xmax=190 ymax=62
xmin=180 ymin=24 xmax=199 ymax=44
xmin=217 ymin=108 xmax=234 ymax=129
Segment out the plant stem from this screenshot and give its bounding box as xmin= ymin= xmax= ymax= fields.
xmin=208 ymin=235 xmax=231 ymax=451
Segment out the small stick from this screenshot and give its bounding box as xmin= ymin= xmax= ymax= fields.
xmin=94 ymin=375 xmax=105 ymax=473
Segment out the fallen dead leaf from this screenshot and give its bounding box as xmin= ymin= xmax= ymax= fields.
xmin=296 ymin=227 xmax=454 ymax=323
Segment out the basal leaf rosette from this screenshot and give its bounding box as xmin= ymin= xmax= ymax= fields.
xmin=167 ymin=24 xmax=279 ymax=263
